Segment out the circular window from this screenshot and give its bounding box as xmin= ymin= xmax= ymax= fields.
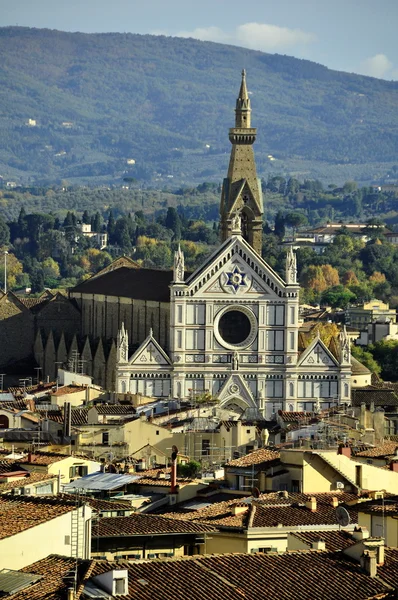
xmin=219 ymin=310 xmax=251 ymax=344
xmin=214 ymin=305 xmax=257 ymax=350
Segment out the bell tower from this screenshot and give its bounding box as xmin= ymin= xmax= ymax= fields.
xmin=220 ymin=70 xmax=264 ymax=255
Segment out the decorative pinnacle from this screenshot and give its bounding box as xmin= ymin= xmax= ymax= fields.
xmin=238 ymin=69 xmax=249 ymax=102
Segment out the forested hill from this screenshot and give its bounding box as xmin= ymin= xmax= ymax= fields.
xmin=1 ymin=26 xmax=397 ymax=186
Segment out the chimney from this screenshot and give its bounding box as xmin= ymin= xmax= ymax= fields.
xmin=311 ymin=538 xmax=326 ymax=551
xmin=231 ymin=504 xmax=249 ymax=516
xmin=170 ymin=445 xmax=178 ymax=494
xmin=67 ymin=588 xmax=75 ymax=600
xmin=352 ymin=527 xmax=370 ymax=541
xmin=377 ymin=544 xmax=385 ymax=566
xmin=364 ymin=538 xmax=385 ymax=566
xmin=361 ymin=550 xmax=377 ymax=577
xmin=305 ymin=497 xmax=317 ymax=512
xmin=27 ymin=452 xmax=32 ymax=463
xmin=331 ymin=497 xmax=339 ymax=508
xmin=338 ymin=444 xmax=351 ymax=458
xmin=390 ymin=461 xmax=398 ymax=472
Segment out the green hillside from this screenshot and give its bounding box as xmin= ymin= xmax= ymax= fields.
xmin=0 ymin=27 xmax=397 ymax=186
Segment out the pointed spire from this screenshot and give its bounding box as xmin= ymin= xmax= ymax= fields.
xmin=238 ymin=69 xmax=249 ymax=102
xmin=235 ymin=69 xmax=251 ymax=128
xmin=149 ymin=327 xmax=153 ymax=337
xmin=173 ymin=244 xmax=185 ymax=283
xmin=285 ymin=246 xmax=297 ymax=284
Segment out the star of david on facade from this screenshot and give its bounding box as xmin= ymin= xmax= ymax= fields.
xmin=225 ymin=266 xmax=247 ymax=292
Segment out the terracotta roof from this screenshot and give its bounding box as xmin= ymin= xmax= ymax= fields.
xmin=61 ymin=494 xmax=133 ymax=513
xmin=133 ymin=468 xmax=193 ymax=488
xmin=95 ymin=404 xmax=136 ymax=415
xmin=93 ymin=514 xmax=216 ymax=537
xmin=290 ymin=530 xmax=355 ymax=552
xmin=278 ymin=411 xmax=314 ymax=423
xmin=0 ymin=496 xmax=76 ymax=541
xmin=351 ymin=387 xmax=398 ymax=407
xmin=70 ymin=266 xmax=173 ymax=302
xmin=355 ymin=441 xmax=398 ymax=458
xmin=0 ymin=472 xmax=57 ymax=494
xmin=225 ymin=448 xmax=280 ymax=467
xmin=17 ymin=451 xmax=71 ymax=466
xmin=351 ymin=356 xmax=371 ymax=376
xmin=10 ymin=548 xmax=398 ymax=600
xmin=43 ymin=408 xmax=89 ymax=425
xmin=164 ymin=492 xmax=359 ymax=530
xmin=51 ymin=385 xmax=87 ymax=397
xmin=250 ymin=502 xmax=358 ymax=528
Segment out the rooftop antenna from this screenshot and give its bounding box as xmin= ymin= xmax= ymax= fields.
xmin=335 ymin=505 xmax=350 ymax=530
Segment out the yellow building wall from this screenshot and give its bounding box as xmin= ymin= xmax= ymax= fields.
xmin=205 ymin=532 xmax=248 ymax=555
xmin=0 ymin=506 xmax=91 ymax=570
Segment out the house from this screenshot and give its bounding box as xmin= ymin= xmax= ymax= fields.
xmin=357 ymin=495 xmax=398 ymax=545
xmin=4 ymin=544 xmax=398 ymax=599
xmin=90 ymin=513 xmax=215 ymax=560
xmin=345 ymin=299 xmax=396 ymax=330
xmin=163 ymin=490 xmax=358 ymax=555
xmin=0 ymin=495 xmax=92 ymax=570
xmin=224 ymin=447 xmax=280 ymax=491
xmin=356 ymin=318 xmax=398 ymax=346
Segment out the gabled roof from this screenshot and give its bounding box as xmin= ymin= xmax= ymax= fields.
xmin=70 ymin=266 xmax=173 ymax=302
xmin=12 ymin=550 xmax=396 ymax=600
xmin=225 ymin=448 xmax=280 ymax=467
xmin=128 ymin=331 xmax=171 ymax=367
xmin=93 ymin=513 xmax=216 ymax=537
xmin=184 ymin=234 xmax=292 ymax=297
xmin=297 ymin=335 xmax=340 ymax=368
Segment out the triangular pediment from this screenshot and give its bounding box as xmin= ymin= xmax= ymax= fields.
xmin=129 ymin=333 xmax=171 ymax=367
xmin=217 ymin=374 xmax=257 ymax=408
xmin=229 ymin=179 xmax=262 ymax=216
xmin=184 ymin=235 xmax=290 ymax=299
xmin=297 ymin=337 xmax=339 ymax=368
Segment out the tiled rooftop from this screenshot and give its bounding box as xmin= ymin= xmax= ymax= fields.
xmin=95 ymin=404 xmax=136 ymax=415
xmin=163 ymin=492 xmax=359 ymax=530
xmin=278 ymin=411 xmax=314 ymax=423
xmin=355 ymin=441 xmax=398 ymax=458
xmin=0 ymin=472 xmax=57 ymax=494
xmin=0 ymin=496 xmax=76 ymax=541
xmin=8 ymin=548 xmax=398 ymax=600
xmin=93 ymin=514 xmax=216 ymax=537
xmin=290 ymin=530 xmax=355 ymax=552
xmin=225 ymin=448 xmax=280 ymax=467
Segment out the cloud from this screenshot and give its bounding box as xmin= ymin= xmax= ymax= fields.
xmin=175 ymin=22 xmax=317 ymax=53
xmin=359 ymin=53 xmax=397 ymax=79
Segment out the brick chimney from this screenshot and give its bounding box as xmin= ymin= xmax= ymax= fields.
xmin=390 ymin=461 xmax=398 ymax=472
xmin=311 ymin=538 xmax=326 ymax=550
xmin=305 ymin=497 xmax=317 ymax=512
xmin=361 ymin=550 xmax=377 ymax=577
xmin=338 ymin=444 xmax=351 ymax=458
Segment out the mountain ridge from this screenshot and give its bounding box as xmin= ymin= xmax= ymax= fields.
xmin=0 ymin=26 xmax=397 ymax=186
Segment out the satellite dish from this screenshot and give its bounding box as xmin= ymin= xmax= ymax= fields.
xmin=252 ymin=487 xmax=261 ymax=498
xmin=335 ymin=506 xmax=350 ymax=528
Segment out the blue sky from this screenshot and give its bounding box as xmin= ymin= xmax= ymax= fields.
xmin=1 ymin=0 xmax=398 ymax=79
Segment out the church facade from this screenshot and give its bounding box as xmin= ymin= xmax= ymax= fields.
xmin=115 ymin=72 xmax=352 ymax=419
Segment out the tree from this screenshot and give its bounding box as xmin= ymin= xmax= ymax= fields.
xmin=368 ymin=339 xmax=398 ymax=381
xmin=342 ymin=270 xmax=358 ymax=286
xmin=177 ymin=460 xmax=201 ymax=478
xmin=82 ymin=210 xmax=91 ymax=224
xmin=321 ymin=264 xmax=340 ymax=288
xmin=351 ymin=345 xmax=381 ymax=376
xmin=42 ymin=257 xmax=60 ymax=286
xmin=0 ymin=250 xmax=24 ymax=290
xmin=165 ymin=206 xmax=181 ymax=240
xmin=320 ymin=285 xmax=356 ymax=309
xmin=0 ymin=216 xmax=10 ymax=247
xmin=301 ymin=265 xmax=327 ymax=293
xmin=274 ymin=212 xmax=286 ymax=238
xmin=30 ymin=268 xmax=45 ymax=294
xmin=284 ymin=211 xmax=308 ymax=233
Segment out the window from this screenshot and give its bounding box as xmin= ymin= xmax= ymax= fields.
xmin=156 ymin=430 xmax=159 ymax=435
xmin=177 ymin=305 xmax=183 ymax=323
xmin=64 ymin=535 xmax=71 ymax=545
xmin=186 ymin=304 xmax=205 ymax=325
xmin=202 ymin=439 xmax=210 ymax=456
xmin=266 ymin=330 xmax=284 ymax=351
xmin=266 ymin=305 xmax=285 ymax=325
xmin=114 ymin=579 xmax=126 ymax=595
xmin=265 ymin=380 xmax=283 ymax=398
xmin=102 ymin=432 xmax=109 ymax=445
xmin=186 ymin=329 xmax=205 ymax=350
xmin=69 ymin=465 xmax=88 ymax=478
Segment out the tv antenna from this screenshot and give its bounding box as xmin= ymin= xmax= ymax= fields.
xmin=335 ymin=506 xmax=350 ymax=529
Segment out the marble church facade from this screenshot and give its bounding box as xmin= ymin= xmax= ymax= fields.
xmin=115 ymin=72 xmax=352 ymax=419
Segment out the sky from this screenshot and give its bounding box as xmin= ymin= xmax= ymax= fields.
xmin=1 ymin=0 xmax=398 ymax=80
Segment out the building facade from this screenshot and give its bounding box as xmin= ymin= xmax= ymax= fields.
xmin=115 ymin=72 xmax=352 ymax=419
